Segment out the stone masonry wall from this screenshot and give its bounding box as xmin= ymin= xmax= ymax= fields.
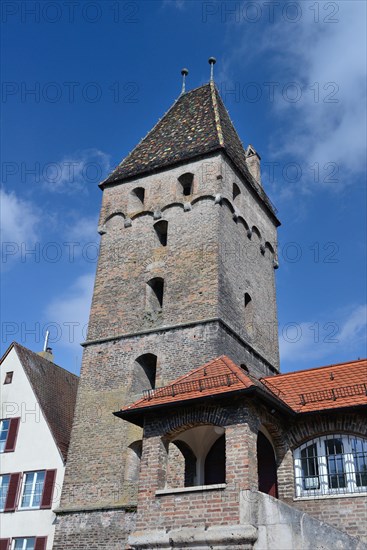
xmin=53 ymin=509 xmax=136 ymax=550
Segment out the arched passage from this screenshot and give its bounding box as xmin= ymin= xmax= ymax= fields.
xmin=257 ymin=431 xmax=278 ymax=498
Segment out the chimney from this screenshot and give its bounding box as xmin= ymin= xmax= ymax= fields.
xmin=38 ymin=347 xmax=54 ymax=362
xmin=37 ymin=330 xmax=54 ymax=362
xmin=245 ymin=144 xmax=262 ymax=185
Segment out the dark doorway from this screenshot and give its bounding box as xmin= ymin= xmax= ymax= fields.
xmin=257 ymin=431 xmax=278 ymax=498
xmin=204 ymin=434 xmax=225 ymax=485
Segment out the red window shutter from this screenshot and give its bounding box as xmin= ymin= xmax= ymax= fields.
xmin=4 ymin=472 xmax=21 ymax=512
xmin=35 ymin=537 xmax=47 ymax=550
xmin=0 ymin=539 xmax=10 ymax=550
xmin=40 ymin=469 xmax=56 ymax=509
xmin=4 ymin=417 xmax=20 ymax=452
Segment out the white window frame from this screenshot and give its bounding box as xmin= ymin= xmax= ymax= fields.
xmin=294 ymin=434 xmax=367 ymax=498
xmin=0 ymin=474 xmax=10 ymax=511
xmin=19 ymin=471 xmax=45 ymax=510
xmin=12 ymin=538 xmax=36 ymax=550
xmin=0 ymin=419 xmax=10 ymax=453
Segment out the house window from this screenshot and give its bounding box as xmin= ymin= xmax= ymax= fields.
xmin=4 ymin=372 xmax=13 ymax=384
xmin=0 ymin=475 xmax=10 ymax=511
xmin=20 ymin=471 xmax=46 ymax=509
xmin=154 ymin=220 xmax=168 ymax=247
xmin=178 ymin=173 xmax=193 ymax=196
xmin=0 ymin=418 xmax=20 ymax=453
xmin=294 ymin=435 xmax=367 ymax=497
xmin=12 ymin=539 xmax=36 ymax=550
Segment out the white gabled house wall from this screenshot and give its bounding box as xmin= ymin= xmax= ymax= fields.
xmin=1 ymin=347 xmax=66 ymax=550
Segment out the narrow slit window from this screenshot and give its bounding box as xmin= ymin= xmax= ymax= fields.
xmin=233 ymin=183 xmax=240 ymax=201
xmin=178 ymin=173 xmax=194 ymax=196
xmin=136 ymin=354 xmax=157 ymax=390
xmin=244 ymin=293 xmax=253 ymax=334
xmin=128 ymin=187 xmax=145 ymax=211
xmin=146 ymin=278 xmax=164 ymax=313
xmin=154 ymin=220 xmax=168 ymax=247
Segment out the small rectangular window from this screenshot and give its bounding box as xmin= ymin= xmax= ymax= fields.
xmin=325 ymin=438 xmax=346 ymax=489
xmin=0 ymin=418 xmax=20 ymax=453
xmin=20 ymin=471 xmax=46 ymax=509
xmin=0 ymin=475 xmax=10 ymax=512
xmin=352 ymin=437 xmax=367 ymax=487
xmin=4 ymin=372 xmax=13 ymax=385
xmin=12 ymin=539 xmax=36 ymax=550
xmin=300 ymin=443 xmax=319 ymax=490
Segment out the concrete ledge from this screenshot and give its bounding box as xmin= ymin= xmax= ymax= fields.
xmin=128 ymin=524 xmax=258 ymax=549
xmin=156 ymin=483 xmax=226 ymax=496
xmin=54 ymin=504 xmax=137 ymax=515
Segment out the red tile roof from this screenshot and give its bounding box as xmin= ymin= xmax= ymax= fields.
xmin=262 ymin=358 xmax=367 ymax=413
xmin=121 ymin=356 xmax=256 ymax=413
xmin=1 ymin=343 xmax=79 ymax=460
xmin=117 ymin=356 xmax=367 ymax=422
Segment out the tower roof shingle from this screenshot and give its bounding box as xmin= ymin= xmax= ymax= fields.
xmin=102 ymin=83 xmax=277 ymax=219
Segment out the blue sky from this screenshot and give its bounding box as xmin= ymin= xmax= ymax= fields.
xmin=1 ymin=0 xmax=366 ymax=375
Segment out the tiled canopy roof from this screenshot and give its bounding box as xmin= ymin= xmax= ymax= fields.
xmin=117 ymin=356 xmax=367 ymax=424
xmin=9 ymin=343 xmax=79 ymax=460
xmin=102 ymin=83 xmax=277 ymax=218
xmin=262 ymin=358 xmax=367 ymax=413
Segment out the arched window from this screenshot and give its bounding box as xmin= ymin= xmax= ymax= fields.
xmin=232 ymin=183 xmax=240 ymax=202
xmin=146 ymin=278 xmax=164 ymax=313
xmin=167 ymin=425 xmax=225 ymax=489
xmin=294 ymin=434 xmax=367 ymax=497
xmin=178 ymin=173 xmax=193 ymax=196
xmin=167 ymin=441 xmax=196 ymax=488
xmin=204 ymin=434 xmax=225 ymax=485
xmin=257 ymin=431 xmax=278 ymax=498
xmin=244 ymin=293 xmax=254 ymax=335
xmin=128 ymin=187 xmax=145 ymax=211
xmin=125 ymin=440 xmax=143 ymax=483
xmin=135 ymin=353 xmax=157 ymax=390
xmin=154 ymin=220 xmax=168 ymax=246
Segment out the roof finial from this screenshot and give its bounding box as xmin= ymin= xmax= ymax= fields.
xmin=181 ymin=68 xmax=188 ymax=94
xmin=208 ymin=57 xmax=216 ymax=82
xmin=43 ymin=330 xmax=50 ymax=352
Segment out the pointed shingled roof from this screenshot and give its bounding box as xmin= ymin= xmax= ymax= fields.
xmin=102 ymin=83 xmax=277 ymax=218
xmin=2 ymin=343 xmax=79 ymax=460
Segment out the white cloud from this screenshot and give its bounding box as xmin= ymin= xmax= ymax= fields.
xmin=162 ymin=0 xmax=186 ymax=10
xmin=223 ymin=1 xmax=366 ymax=193
xmin=42 ymin=148 xmax=111 ymax=193
xmin=66 ymin=215 xmax=99 ymax=242
xmin=0 ymin=188 xmax=41 ymax=268
xmin=279 ymin=304 xmax=367 ymax=366
xmin=0 ymin=188 xmax=40 ymax=243
xmin=44 ymin=272 xmax=95 ymax=349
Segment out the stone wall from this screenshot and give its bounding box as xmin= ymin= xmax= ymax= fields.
xmin=53 ymin=509 xmax=136 ymax=550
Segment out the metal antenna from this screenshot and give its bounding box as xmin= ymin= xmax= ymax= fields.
xmin=208 ymin=57 xmax=216 ymax=82
xmin=181 ymin=68 xmax=188 ymax=94
xmin=43 ymin=330 xmax=50 ymax=352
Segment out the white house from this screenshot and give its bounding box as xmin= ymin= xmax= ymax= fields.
xmin=0 ymin=343 xmax=78 ymax=550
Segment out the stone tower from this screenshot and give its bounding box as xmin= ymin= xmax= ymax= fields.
xmin=54 ymin=78 xmax=280 ymax=548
